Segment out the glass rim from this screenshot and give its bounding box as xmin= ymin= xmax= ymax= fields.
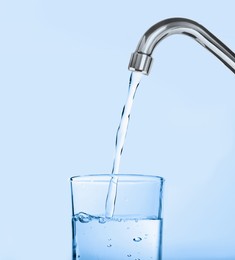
xmin=70 ymin=173 xmax=164 ymax=183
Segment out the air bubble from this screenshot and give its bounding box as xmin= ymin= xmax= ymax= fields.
xmin=127 ymin=254 xmax=132 ymax=257
xmin=107 ymin=244 xmax=112 ymax=247
xmin=99 ymin=217 xmax=106 ymax=224
xmin=133 ymin=237 xmax=142 ymax=242
xmin=78 ymin=212 xmax=92 ymax=223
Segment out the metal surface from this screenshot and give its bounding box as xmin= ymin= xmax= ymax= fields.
xmin=128 ymin=17 xmax=235 ymax=75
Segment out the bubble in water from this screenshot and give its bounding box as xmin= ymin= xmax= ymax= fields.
xmin=108 ymin=238 xmax=112 ymax=241
xmin=133 ymin=237 xmax=142 ymax=242
xmin=107 ymin=244 xmax=112 ymax=247
xmin=78 ymin=212 xmax=92 ymax=223
xmin=127 ymin=254 xmax=132 ymax=257
xmin=99 ymin=217 xmax=106 ymax=224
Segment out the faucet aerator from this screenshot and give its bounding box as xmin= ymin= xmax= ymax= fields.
xmin=128 ymin=52 xmax=153 ymax=75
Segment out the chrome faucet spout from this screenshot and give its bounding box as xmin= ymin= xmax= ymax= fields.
xmin=128 ymin=17 xmax=235 ymax=75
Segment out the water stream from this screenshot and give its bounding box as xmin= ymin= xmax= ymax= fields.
xmin=105 ymin=72 xmax=142 ymax=218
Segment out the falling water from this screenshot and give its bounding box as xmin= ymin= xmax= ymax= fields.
xmin=105 ymin=72 xmax=142 ymax=218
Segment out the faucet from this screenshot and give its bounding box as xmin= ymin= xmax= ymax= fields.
xmin=128 ymin=17 xmax=235 ymax=75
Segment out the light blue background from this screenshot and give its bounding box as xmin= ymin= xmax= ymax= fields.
xmin=1 ymin=0 xmax=235 ymax=259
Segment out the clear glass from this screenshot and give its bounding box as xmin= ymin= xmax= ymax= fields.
xmin=70 ymin=174 xmax=164 ymax=260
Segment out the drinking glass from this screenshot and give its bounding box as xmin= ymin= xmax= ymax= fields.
xmin=70 ymin=174 xmax=164 ymax=260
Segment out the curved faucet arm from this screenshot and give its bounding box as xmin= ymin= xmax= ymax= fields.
xmin=128 ymin=17 xmax=235 ymax=75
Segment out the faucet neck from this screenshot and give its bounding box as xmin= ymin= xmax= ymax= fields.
xmin=128 ymin=18 xmax=235 ymax=75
